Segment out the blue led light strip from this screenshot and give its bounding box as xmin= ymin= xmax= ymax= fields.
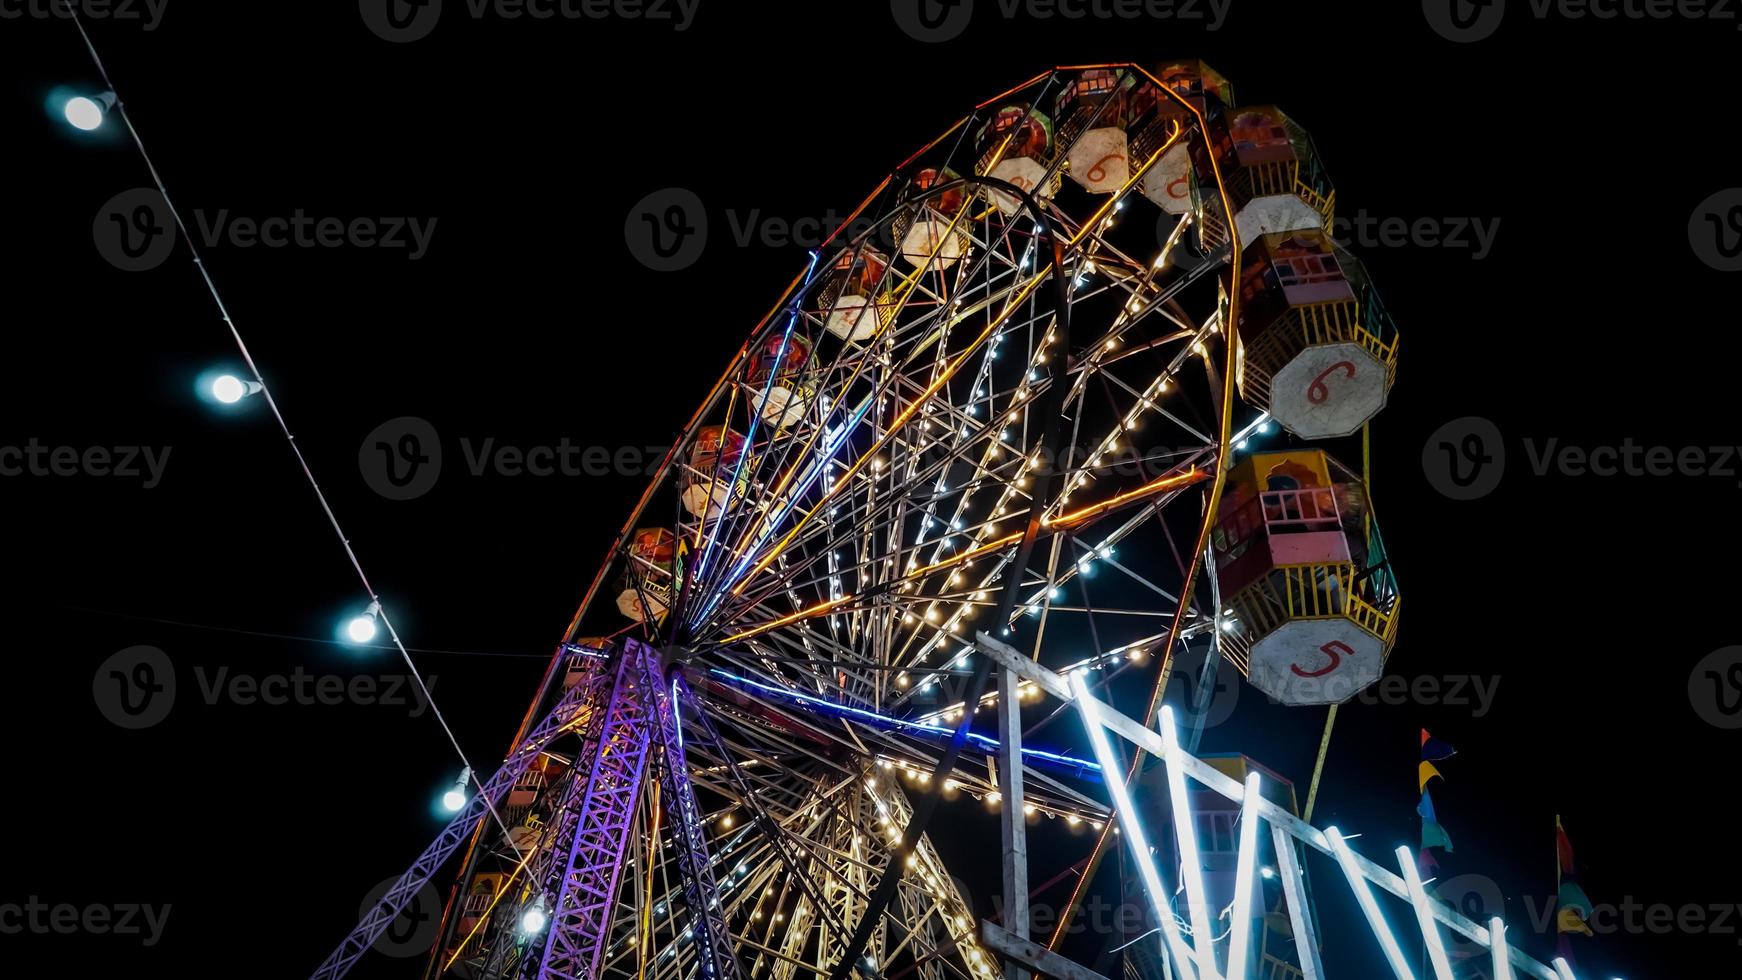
xmin=706 ymin=668 xmax=1100 ymax=776
xmin=689 ymin=250 xmax=821 ymax=594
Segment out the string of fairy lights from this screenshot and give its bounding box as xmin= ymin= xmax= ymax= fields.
xmin=56 ymin=5 xmax=505 ymax=840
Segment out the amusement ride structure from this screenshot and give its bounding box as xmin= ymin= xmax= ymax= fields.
xmin=282 ymin=61 xmax=1571 ymax=980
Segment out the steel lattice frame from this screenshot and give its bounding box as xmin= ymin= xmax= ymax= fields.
xmin=311 ymin=62 xmax=1417 ymax=980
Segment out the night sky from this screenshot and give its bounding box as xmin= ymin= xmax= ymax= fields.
xmin=4 ymin=0 xmax=1738 ymax=975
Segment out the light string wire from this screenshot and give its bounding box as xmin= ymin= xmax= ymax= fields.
xmin=64 ymin=4 xmax=515 ymax=843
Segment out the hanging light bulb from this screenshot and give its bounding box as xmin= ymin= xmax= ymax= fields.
xmin=63 ymin=91 xmax=116 ymax=131
xmin=211 ymin=374 xmax=264 ymax=404
xmin=520 ymin=894 xmax=548 ymax=934
xmin=346 ymin=601 xmax=382 ymax=644
xmin=441 ymin=767 xmax=471 ymax=812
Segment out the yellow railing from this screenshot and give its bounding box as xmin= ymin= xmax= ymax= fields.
xmin=1225 ymin=561 xmax=1401 ymax=650
xmin=1237 ymin=298 xmax=1401 ymax=406
xmin=1226 ymin=161 xmax=1336 ymax=227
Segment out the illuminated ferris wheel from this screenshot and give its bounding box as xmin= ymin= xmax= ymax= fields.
xmin=313 ymin=61 xmax=1441 ymax=980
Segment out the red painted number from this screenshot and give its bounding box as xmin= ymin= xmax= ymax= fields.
xmin=1291 ymin=640 xmax=1351 ymax=678
xmin=1085 ymin=153 xmax=1124 ymax=185
xmin=1307 ymin=361 xmax=1357 ymax=404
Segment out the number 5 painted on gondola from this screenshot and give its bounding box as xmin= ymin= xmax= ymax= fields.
xmin=1292 ymin=640 xmax=1351 ymax=678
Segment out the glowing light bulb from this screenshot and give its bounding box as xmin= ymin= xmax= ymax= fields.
xmin=345 ymin=602 xmax=382 ymax=644
xmin=212 ymin=375 xmax=248 ymax=403
xmin=520 ymin=896 xmax=548 ymax=934
xmin=440 ymin=767 xmax=471 ymax=812
xmin=64 ymin=93 xmax=114 ymax=131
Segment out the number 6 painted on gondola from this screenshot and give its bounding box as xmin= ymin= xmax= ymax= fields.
xmin=1306 ymin=360 xmax=1357 ymax=405
xmin=1291 ymin=640 xmax=1351 ymax=678
xmin=1085 ymin=153 xmax=1124 ymax=185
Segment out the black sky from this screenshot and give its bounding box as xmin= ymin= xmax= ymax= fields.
xmin=4 ymin=0 xmax=1739 ymax=975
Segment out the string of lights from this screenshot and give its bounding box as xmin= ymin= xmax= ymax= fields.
xmin=58 ymin=3 xmax=507 ymax=838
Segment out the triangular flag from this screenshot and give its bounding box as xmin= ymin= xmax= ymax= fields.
xmin=1417 ymin=789 xmax=1438 ymax=823
xmin=1556 ymin=815 xmax=1576 ymax=874
xmin=1421 ymin=819 xmax=1455 ymax=853
xmin=1418 ymin=848 xmax=1440 ymax=876
xmin=1420 ymin=728 xmax=1458 ymax=762
xmin=1557 ymin=907 xmax=1594 ymax=936
xmin=1418 ymin=760 xmax=1443 ymax=794
xmin=1557 ymin=880 xmax=1594 ymax=918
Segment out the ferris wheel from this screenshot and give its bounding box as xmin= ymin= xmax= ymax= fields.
xmin=314 ymin=62 xmax=1416 ymax=980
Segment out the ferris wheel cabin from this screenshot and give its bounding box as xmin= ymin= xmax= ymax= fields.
xmin=679 ymin=425 xmax=748 ymax=519
xmin=814 ymin=246 xmax=897 ymax=342
xmin=614 ymin=527 xmax=682 ymax=623
xmin=975 ymin=104 xmax=1058 ymax=215
xmin=1232 ymin=228 xmax=1400 ymax=439
xmin=1211 ymin=449 xmax=1401 ymax=706
xmin=893 ymin=167 xmax=971 ymax=272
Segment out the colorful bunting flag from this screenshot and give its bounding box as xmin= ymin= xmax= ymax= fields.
xmin=1418 ymin=760 xmax=1443 ymax=795
xmin=1556 ymin=816 xmax=1594 ymax=937
xmin=1420 ymin=728 xmax=1458 ymax=762
xmin=1418 ymin=789 xmax=1454 ymax=852
xmin=1417 ymin=730 xmax=1457 ymax=858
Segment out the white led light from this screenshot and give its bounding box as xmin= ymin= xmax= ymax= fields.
xmin=1226 ymin=771 xmax=1264 ymax=980
xmin=1396 ymin=846 xmax=1453 ymax=980
xmin=1326 ymin=829 xmax=1415 ymax=980
xmin=1489 ymin=918 xmax=1514 ymax=980
xmin=1160 ymin=706 xmax=1222 ymax=980
xmin=1074 ymin=676 xmax=1200 ymax=980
